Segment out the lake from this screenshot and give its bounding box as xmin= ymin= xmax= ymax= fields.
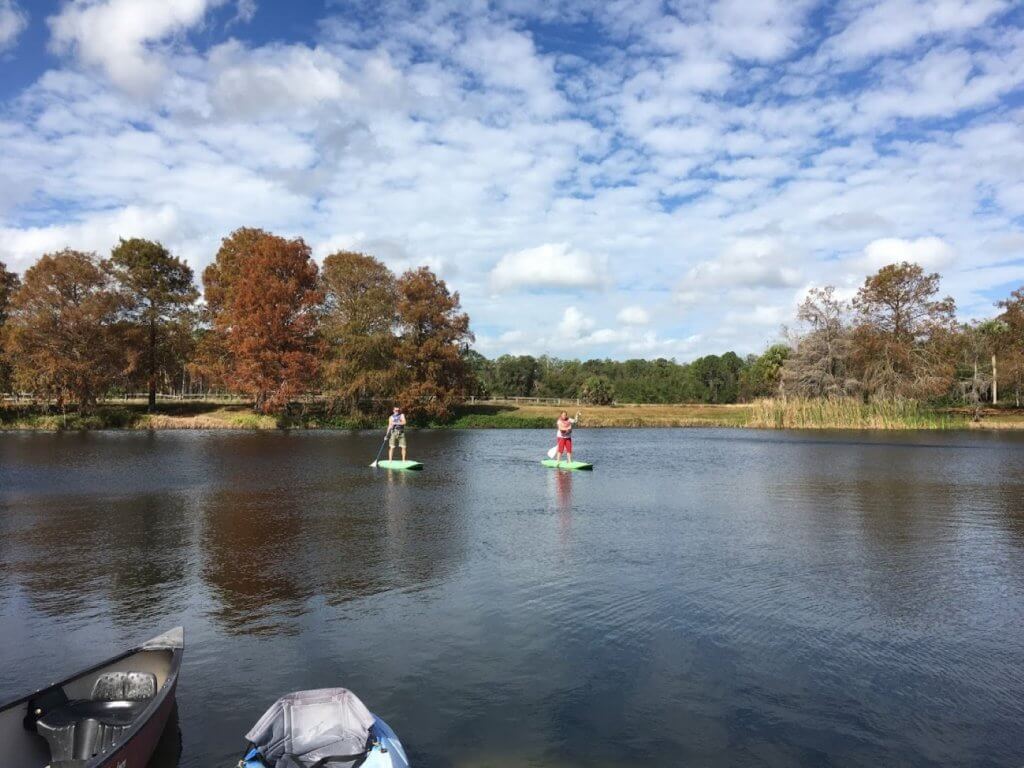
xmin=1 ymin=428 xmax=1023 ymax=767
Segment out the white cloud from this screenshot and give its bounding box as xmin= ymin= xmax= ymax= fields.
xmin=208 ymin=42 xmax=355 ymax=118
xmin=231 ymin=0 xmax=256 ymax=25
xmin=490 ymin=243 xmax=607 ymax=292
xmin=617 ymin=306 xmax=651 ymax=325
xmin=48 ymin=0 xmax=229 ymax=94
xmin=557 ymin=306 xmax=595 ymax=339
xmin=683 ymin=237 xmax=804 ymax=292
xmin=710 ymin=0 xmax=816 ymax=61
xmin=857 ymin=236 xmax=957 ymax=272
xmin=828 ymin=0 xmax=1008 ymax=61
xmin=0 ymin=205 xmax=181 ymax=272
xmin=0 ymin=0 xmax=27 ymax=52
xmin=455 ymin=24 xmax=564 ymax=117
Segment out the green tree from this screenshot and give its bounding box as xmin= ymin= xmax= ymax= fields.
xmin=739 ymin=344 xmax=790 ymax=400
xmin=0 ymin=261 xmax=19 ymax=393
xmin=690 ymin=352 xmax=743 ymax=403
xmin=110 ymin=238 xmax=198 ymax=409
xmin=395 ymin=267 xmax=474 ymax=421
xmin=493 ymin=355 xmax=540 ymax=397
xmin=580 ymin=374 xmax=615 ymax=405
xmin=3 ymin=250 xmax=124 ymax=409
xmin=320 ymin=250 xmax=399 ymax=414
xmin=462 ymin=349 xmax=493 ymax=397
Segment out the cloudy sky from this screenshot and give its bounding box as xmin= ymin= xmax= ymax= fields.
xmin=1 ymin=0 xmax=1023 ymax=360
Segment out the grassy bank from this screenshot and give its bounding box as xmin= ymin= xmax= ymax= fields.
xmin=746 ymin=397 xmax=967 ymax=430
xmin=0 ymin=401 xmax=364 ymax=431
xmin=447 ymin=402 xmax=752 ymax=428
xmin=3 ymin=398 xmax=1023 ymax=431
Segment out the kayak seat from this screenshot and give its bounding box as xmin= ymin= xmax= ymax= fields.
xmin=35 ymin=672 xmax=156 ymax=762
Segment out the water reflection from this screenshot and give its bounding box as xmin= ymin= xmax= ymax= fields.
xmin=200 ymin=488 xmax=313 ymax=635
xmin=549 ymin=470 xmax=574 ymax=543
xmin=198 ymin=444 xmax=470 ymax=634
xmin=0 ymin=493 xmax=190 ymax=623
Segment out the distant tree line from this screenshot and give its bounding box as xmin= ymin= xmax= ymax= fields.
xmin=467 ymin=263 xmax=1024 ymax=409
xmin=1 ymin=240 xmax=1022 ymax=416
xmin=465 ymin=351 xmax=764 ymax=404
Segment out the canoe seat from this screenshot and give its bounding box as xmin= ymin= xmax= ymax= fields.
xmin=36 ymin=672 xmax=156 ymax=762
xmin=90 ymin=671 xmax=157 ymax=702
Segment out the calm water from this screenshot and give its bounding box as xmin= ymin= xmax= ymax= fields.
xmin=1 ymin=428 xmax=1023 ymax=767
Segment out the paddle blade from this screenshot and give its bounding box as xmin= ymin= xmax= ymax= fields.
xmin=547 ymin=446 xmax=558 ymax=459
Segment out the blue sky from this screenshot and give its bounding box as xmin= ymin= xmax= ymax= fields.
xmin=1 ymin=0 xmax=1023 ymax=360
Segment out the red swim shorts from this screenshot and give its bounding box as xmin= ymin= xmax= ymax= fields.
xmin=557 ymin=437 xmax=572 ymax=452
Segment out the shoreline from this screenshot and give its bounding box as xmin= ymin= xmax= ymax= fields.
xmin=3 ymin=401 xmax=1023 ymax=432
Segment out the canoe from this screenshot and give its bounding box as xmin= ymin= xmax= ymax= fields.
xmin=239 ymin=688 xmax=409 ymax=768
xmin=0 ymin=626 xmax=183 ymax=768
xmin=541 ymin=459 xmax=593 ymax=470
xmin=374 ymin=460 xmax=424 ymax=470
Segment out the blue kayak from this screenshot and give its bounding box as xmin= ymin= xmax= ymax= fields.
xmin=239 ymin=688 xmax=410 ymax=768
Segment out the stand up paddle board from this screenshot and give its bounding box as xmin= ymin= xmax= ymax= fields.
xmin=374 ymin=460 xmax=424 ymax=470
xmin=541 ymin=459 xmax=593 ymax=471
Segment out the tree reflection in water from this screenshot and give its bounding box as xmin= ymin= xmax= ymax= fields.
xmin=0 ymin=493 xmax=190 ymax=623
xmin=200 ymin=459 xmax=469 ymax=634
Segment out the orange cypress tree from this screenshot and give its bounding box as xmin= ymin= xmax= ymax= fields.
xmin=204 ymin=229 xmax=323 ymax=413
xmin=3 ymin=250 xmax=124 ymax=409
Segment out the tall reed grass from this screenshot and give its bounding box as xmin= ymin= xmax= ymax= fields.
xmin=746 ymin=397 xmax=968 ymax=430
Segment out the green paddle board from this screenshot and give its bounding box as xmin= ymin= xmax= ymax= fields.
xmin=541 ymin=459 xmax=593 ymax=471
xmin=374 ymin=460 xmax=424 ymax=470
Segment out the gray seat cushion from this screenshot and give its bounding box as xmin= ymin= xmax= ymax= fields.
xmin=91 ymin=671 xmax=157 ymax=702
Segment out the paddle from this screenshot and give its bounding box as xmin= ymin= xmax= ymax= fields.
xmin=370 ymin=430 xmax=390 ymax=467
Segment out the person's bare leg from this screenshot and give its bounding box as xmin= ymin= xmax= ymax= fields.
xmin=567 ymin=449 xmax=573 ymax=465
xmin=401 ymin=443 xmax=407 ymax=461
xmin=388 ymin=442 xmax=394 ymax=461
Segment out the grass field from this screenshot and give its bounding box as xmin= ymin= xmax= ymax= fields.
xmin=2 ymin=398 xmax=1023 ymax=431
xmin=450 ymin=402 xmax=752 ymax=428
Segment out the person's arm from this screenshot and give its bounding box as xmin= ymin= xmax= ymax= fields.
xmin=400 ymin=414 xmax=407 ymax=427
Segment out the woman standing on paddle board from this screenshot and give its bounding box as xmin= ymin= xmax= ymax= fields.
xmin=553 ymin=410 xmax=578 ymax=465
xmin=387 ymin=405 xmax=408 ymax=462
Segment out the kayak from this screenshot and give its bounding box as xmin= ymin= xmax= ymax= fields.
xmin=240 ymin=688 xmax=409 ymax=768
xmin=542 ymin=459 xmax=593 ymax=471
xmin=0 ymin=627 xmax=183 ymax=768
xmin=375 ymin=460 xmax=423 ymax=471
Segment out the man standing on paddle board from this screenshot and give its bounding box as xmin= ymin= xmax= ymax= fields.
xmin=387 ymin=405 xmax=408 ymax=462
xmin=553 ymin=410 xmax=578 ymax=465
